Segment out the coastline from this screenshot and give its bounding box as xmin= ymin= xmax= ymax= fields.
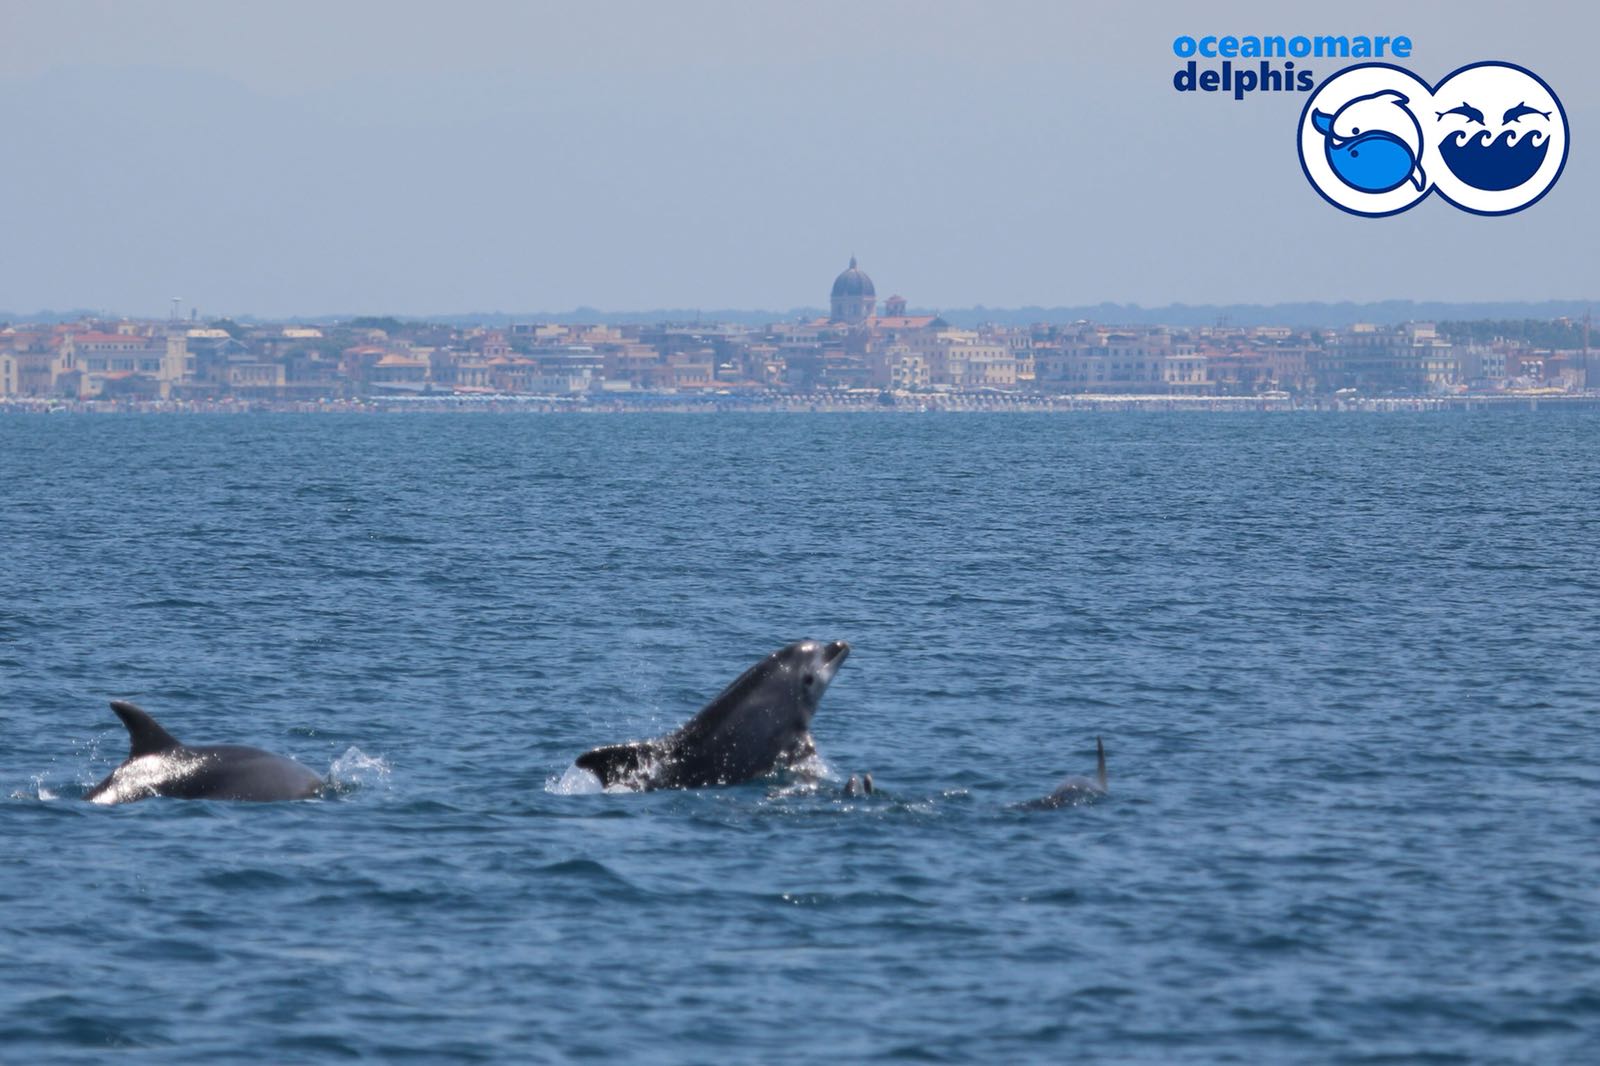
xmin=3 ymin=392 xmax=1597 ymax=416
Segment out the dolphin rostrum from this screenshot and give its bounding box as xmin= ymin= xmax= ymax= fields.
xmin=843 ymin=772 xmax=874 ymax=797
xmin=85 ymin=700 xmax=326 ymax=804
xmin=575 ymin=639 xmax=850 ymax=790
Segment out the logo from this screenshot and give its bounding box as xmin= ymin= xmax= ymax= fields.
xmin=1170 ymin=34 xmax=1413 ymax=101
xmin=1299 ymin=61 xmax=1568 ymax=216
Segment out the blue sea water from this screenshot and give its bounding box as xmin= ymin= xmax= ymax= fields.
xmin=2 ymin=410 xmax=1598 ymax=1064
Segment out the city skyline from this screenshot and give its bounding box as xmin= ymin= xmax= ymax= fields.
xmin=4 ymin=253 xmax=1593 ymax=403
xmin=1 ymin=1 xmax=1595 ymax=317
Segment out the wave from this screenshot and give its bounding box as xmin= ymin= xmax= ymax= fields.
xmin=1438 ymin=128 xmax=1551 ymax=191
xmin=1445 ymin=128 xmax=1546 ymax=149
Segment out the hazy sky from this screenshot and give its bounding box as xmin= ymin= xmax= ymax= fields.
xmin=0 ymin=0 xmax=1593 ymax=317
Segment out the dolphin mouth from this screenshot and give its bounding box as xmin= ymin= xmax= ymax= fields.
xmin=823 ymin=640 xmax=850 ymax=666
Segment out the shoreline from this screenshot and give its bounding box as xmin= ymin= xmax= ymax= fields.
xmin=4 ymin=392 xmax=1599 ymax=416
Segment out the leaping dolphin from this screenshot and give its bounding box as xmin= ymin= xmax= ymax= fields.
xmin=1502 ymin=102 xmax=1551 ymax=124
xmin=85 ymin=700 xmax=326 ymax=804
xmin=575 ymin=640 xmax=850 ymax=791
xmin=1436 ymin=102 xmax=1486 ymax=125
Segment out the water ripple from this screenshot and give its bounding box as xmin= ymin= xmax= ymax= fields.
xmin=2 ymin=411 xmax=1599 ymax=1063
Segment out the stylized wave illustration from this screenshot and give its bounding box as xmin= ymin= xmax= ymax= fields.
xmin=1438 ymin=128 xmax=1550 ymax=191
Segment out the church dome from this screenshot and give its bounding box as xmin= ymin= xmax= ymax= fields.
xmin=831 ymin=256 xmax=875 ymax=299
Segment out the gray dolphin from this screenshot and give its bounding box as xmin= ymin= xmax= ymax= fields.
xmin=1018 ymin=737 xmax=1107 ymax=810
xmin=85 ymin=700 xmax=325 ymax=804
xmin=575 ymin=639 xmax=850 ymax=790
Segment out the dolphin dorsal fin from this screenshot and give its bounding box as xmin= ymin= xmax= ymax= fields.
xmin=109 ymin=700 xmax=182 ymax=757
xmin=1095 ymin=736 xmax=1107 ymax=791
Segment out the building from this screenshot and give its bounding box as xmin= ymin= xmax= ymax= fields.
xmin=57 ymin=329 xmax=187 ymax=399
xmin=1034 ymin=327 xmax=1184 ymax=392
xmin=830 ymin=256 xmax=876 ymax=324
xmin=1317 ymin=322 xmax=1458 ymax=393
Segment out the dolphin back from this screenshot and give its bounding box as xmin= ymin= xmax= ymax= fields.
xmin=153 ymin=745 xmax=325 ymax=801
xmin=87 ymin=701 xmax=324 ymax=804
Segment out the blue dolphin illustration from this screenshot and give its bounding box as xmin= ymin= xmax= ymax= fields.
xmin=1502 ymin=102 xmax=1551 ymax=124
xmin=1311 ymin=89 xmax=1425 ymax=194
xmin=1435 ymin=102 xmax=1485 ymax=125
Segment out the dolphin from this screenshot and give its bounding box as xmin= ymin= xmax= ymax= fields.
xmin=1435 ymin=102 xmax=1485 ymax=125
xmin=1018 ymin=737 xmax=1107 ymax=810
xmin=85 ymin=700 xmax=326 ymax=804
xmin=1311 ymin=89 xmax=1425 ymax=193
xmin=575 ymin=639 xmax=850 ymax=791
xmin=1502 ymin=102 xmax=1551 ymax=124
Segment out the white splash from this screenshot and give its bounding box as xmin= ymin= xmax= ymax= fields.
xmin=10 ymin=775 xmax=59 ymax=802
xmin=327 ymin=747 xmax=391 ymax=791
xmin=546 ymin=764 xmax=605 ymax=795
xmin=787 ymin=750 xmax=834 ymax=782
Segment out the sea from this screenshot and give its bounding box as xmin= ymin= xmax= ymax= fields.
xmin=1 ymin=410 xmax=1597 ymax=1064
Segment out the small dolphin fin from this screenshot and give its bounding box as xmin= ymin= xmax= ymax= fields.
xmin=1412 ymin=163 xmax=1426 ymax=191
xmin=1311 ymin=110 xmax=1334 ymax=135
xmin=1095 ymin=736 xmax=1107 ymax=791
xmin=575 ymin=741 xmax=659 ymax=788
xmin=108 ymin=700 xmax=182 ymax=758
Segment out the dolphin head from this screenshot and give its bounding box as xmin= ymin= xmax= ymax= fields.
xmin=1326 ymin=89 xmax=1413 ymax=143
xmin=716 ymin=638 xmax=850 ymax=744
xmin=768 ymin=639 xmax=850 ymax=721
xmin=666 ymin=638 xmax=851 ymax=782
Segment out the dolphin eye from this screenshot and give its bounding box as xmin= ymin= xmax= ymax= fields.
xmin=1352 ymin=127 xmax=1360 ymax=134
xmin=802 ymin=673 xmax=816 ymax=686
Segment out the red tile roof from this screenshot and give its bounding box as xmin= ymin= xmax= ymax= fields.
xmin=74 ymin=332 xmax=158 ymax=345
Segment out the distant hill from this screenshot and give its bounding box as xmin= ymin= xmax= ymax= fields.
xmin=386 ymin=300 xmax=1600 ymax=330
xmin=930 ymin=300 xmax=1598 ymax=330
xmin=0 ymin=308 xmax=103 ymax=325
xmin=5 ymin=300 xmax=1594 ymax=331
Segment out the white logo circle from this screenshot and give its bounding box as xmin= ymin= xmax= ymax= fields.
xmin=1299 ymin=62 xmax=1569 ymax=217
